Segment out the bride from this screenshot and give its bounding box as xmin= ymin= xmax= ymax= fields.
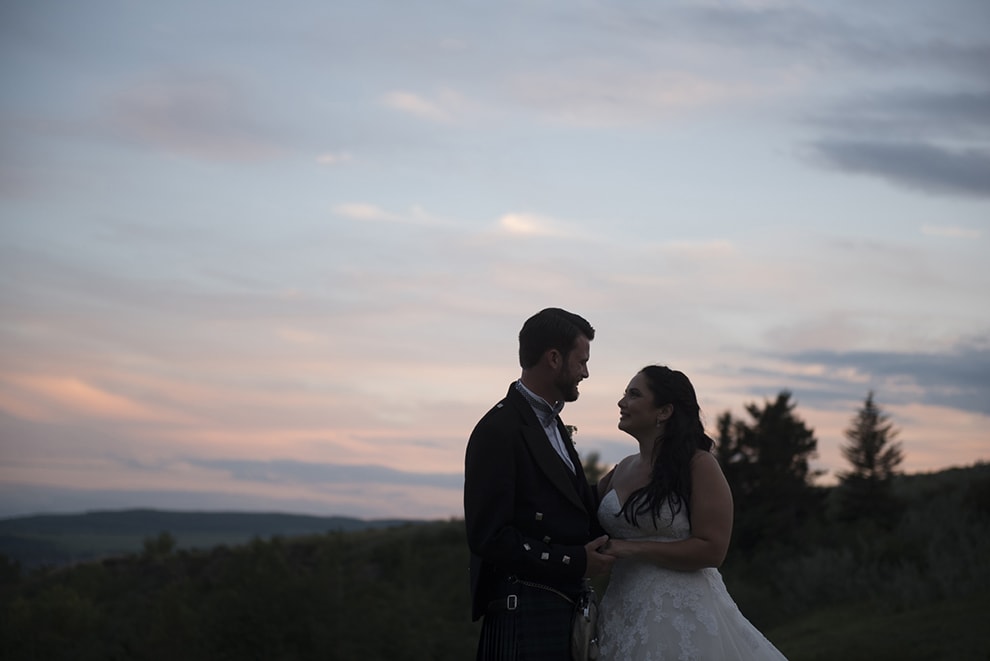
xmin=596 ymin=365 xmax=788 ymax=660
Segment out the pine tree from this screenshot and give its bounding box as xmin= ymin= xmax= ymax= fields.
xmin=836 ymin=391 xmax=904 ymax=523
xmin=716 ymin=392 xmax=825 ymax=553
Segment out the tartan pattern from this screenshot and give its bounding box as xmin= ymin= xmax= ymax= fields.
xmin=477 ymin=584 xmax=575 ymax=661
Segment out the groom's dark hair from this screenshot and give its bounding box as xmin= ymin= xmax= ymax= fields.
xmin=518 ymin=308 xmax=595 ymax=369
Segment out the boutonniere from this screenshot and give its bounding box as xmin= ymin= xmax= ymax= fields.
xmin=565 ymin=425 xmax=578 ymax=444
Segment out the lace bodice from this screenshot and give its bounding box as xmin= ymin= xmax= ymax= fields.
xmin=595 ymin=488 xmax=788 ymax=660
xmin=598 ymin=489 xmax=692 ymax=542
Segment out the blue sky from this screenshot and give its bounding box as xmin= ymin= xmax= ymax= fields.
xmin=1 ymin=0 xmax=988 ymax=520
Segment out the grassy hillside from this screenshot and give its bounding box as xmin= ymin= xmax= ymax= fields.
xmin=1 ymin=463 xmax=987 ymax=659
xmin=768 ymin=592 xmax=990 ymax=660
xmin=1 ymin=520 xmax=480 ymax=660
xmin=2 ymin=517 xmax=987 ymax=660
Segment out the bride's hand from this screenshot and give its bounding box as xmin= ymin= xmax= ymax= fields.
xmin=584 ymin=535 xmax=615 ymax=578
xmin=601 ymin=539 xmax=633 ymax=558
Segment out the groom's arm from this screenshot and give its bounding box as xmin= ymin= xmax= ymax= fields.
xmin=465 ymin=416 xmax=591 ymax=583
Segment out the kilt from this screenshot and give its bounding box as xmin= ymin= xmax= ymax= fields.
xmin=476 ymin=580 xmax=576 ymax=661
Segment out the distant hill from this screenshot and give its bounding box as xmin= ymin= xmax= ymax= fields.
xmin=0 ymin=509 xmax=414 ymax=569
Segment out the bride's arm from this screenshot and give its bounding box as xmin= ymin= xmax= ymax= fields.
xmin=603 ymin=451 xmax=733 ymax=571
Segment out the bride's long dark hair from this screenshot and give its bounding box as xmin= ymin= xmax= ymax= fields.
xmin=619 ymin=365 xmax=715 ymax=526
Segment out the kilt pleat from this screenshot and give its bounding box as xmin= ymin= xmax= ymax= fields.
xmin=476 ymin=583 xmax=574 ymax=661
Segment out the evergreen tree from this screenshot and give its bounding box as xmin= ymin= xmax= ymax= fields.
xmin=836 ymin=391 xmax=904 ymax=524
xmin=717 ymin=392 xmax=821 ymax=495
xmin=716 ymin=392 xmax=824 ymax=553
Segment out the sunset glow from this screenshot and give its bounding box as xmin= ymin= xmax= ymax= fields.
xmin=1 ymin=0 xmax=987 ymax=520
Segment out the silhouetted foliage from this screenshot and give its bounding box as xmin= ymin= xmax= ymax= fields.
xmin=142 ymin=531 xmax=177 ymax=559
xmin=581 ymin=451 xmax=609 ymax=486
xmin=0 ymin=521 xmax=479 ymax=661
xmin=568 ymin=426 xmax=610 ymax=486
xmin=835 ymin=392 xmax=905 ymax=525
xmin=721 ymin=463 xmax=990 ymax=632
xmin=0 ymin=554 xmax=21 ymax=587
xmin=716 ymin=392 xmax=826 ymax=555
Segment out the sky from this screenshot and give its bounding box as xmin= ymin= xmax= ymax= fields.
xmin=1 ymin=0 xmax=988 ymax=521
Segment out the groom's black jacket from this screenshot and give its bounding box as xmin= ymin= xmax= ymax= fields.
xmin=464 ymin=383 xmax=602 ymax=621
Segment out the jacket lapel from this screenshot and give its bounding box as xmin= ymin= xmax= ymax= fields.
xmin=508 ymin=386 xmax=587 ymax=512
xmin=559 ymin=420 xmax=598 ymax=513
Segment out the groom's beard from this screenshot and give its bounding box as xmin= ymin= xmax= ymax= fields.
xmin=555 ymin=367 xmax=582 ymax=402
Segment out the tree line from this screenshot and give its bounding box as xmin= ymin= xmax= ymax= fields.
xmin=583 ymin=390 xmax=909 ymax=556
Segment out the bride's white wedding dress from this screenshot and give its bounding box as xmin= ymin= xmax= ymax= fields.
xmin=597 ymin=489 xmax=788 ymax=660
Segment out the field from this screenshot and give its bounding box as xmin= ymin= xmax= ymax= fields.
xmin=770 ymin=592 xmax=990 ymax=660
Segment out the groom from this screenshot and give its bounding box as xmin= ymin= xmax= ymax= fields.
xmin=464 ymin=307 xmax=613 ymax=660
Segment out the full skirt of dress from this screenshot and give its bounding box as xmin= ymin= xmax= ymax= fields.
xmin=597 ymin=489 xmax=787 ymax=661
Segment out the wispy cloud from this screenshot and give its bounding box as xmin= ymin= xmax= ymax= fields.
xmin=331 ymin=202 xmax=455 ymax=228
xmin=104 ymin=74 xmax=283 ymax=161
xmin=660 ymin=240 xmax=737 ymax=260
xmin=186 ymin=458 xmax=462 ymax=490
xmin=382 ymin=89 xmax=470 ymax=123
xmin=497 ymin=212 xmax=567 ymax=237
xmin=316 ymin=151 xmax=352 ymax=165
xmin=808 ymin=140 xmax=990 ymax=198
xmin=508 ymin=68 xmax=751 ymax=126
xmin=333 ymin=203 xmax=404 ymax=222
xmin=922 ymin=225 xmax=982 ymax=239
xmin=0 ymin=374 xmax=192 ymax=424
xmin=803 ymin=87 xmax=990 ymax=198
xmin=808 ymin=90 xmax=990 ymax=141
xmin=772 ymin=344 xmax=990 ymax=415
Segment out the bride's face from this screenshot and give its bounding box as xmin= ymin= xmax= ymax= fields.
xmin=617 ymin=372 xmax=664 ymax=438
